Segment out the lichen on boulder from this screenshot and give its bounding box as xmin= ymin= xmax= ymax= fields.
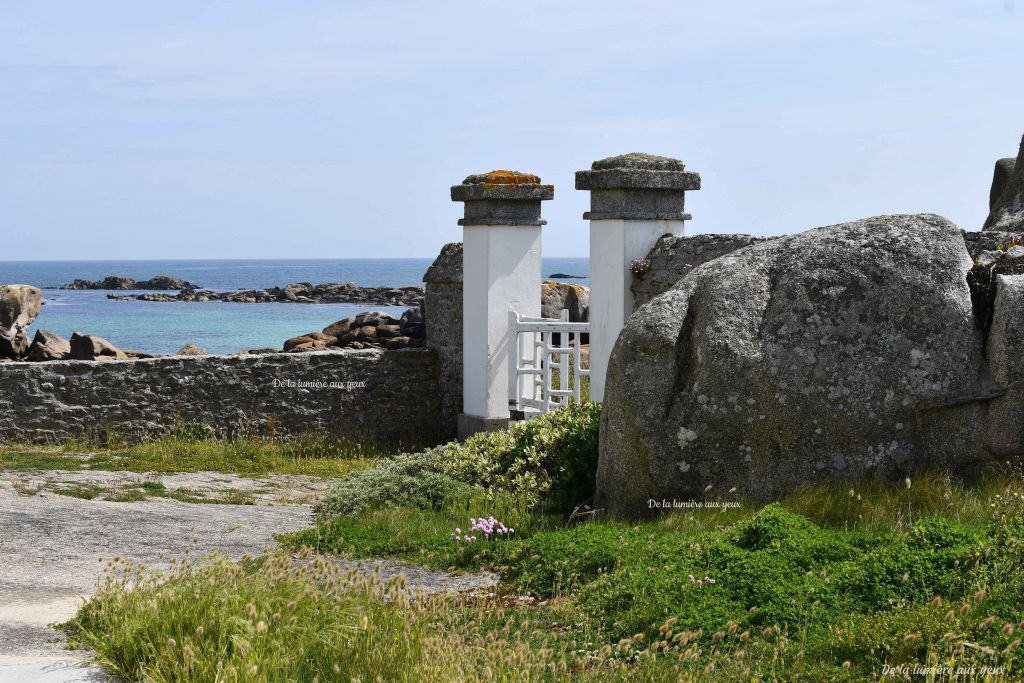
xmin=597 ymin=214 xmax=997 ymax=518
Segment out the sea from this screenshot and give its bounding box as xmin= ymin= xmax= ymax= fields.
xmin=0 ymin=259 xmax=589 ymax=355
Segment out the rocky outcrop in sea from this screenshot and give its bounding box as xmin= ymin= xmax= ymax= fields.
xmin=106 ymin=281 xmax=424 ymax=307
xmin=285 ymin=308 xmax=427 ymax=352
xmin=61 ymin=275 xmax=201 ymax=290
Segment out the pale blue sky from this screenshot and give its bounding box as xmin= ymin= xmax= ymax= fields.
xmin=1 ymin=1 xmax=1022 ymax=260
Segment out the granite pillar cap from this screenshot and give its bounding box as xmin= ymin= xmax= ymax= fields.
xmin=575 ymin=153 xmax=701 ymax=191
xmin=451 ymin=170 xmax=553 ymax=226
xmin=576 ymin=153 xmax=700 ymax=221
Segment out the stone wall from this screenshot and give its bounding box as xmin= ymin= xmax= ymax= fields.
xmin=0 ymin=348 xmax=445 ymax=445
xmin=423 ymin=243 xmax=464 ymax=434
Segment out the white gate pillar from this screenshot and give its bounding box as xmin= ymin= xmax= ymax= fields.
xmin=452 ymin=171 xmax=554 ymax=438
xmin=576 ymin=153 xmax=701 ymax=402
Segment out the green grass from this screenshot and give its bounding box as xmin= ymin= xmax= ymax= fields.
xmin=275 ymin=466 xmax=1024 ymax=681
xmin=65 ymin=551 xmax=631 ymax=683
xmin=54 ymin=406 xmax=1024 ymax=680
xmin=46 ymin=480 xmax=258 ymax=504
xmin=0 ymin=433 xmax=395 ymax=478
xmin=51 ymin=484 xmax=102 ymax=500
xmin=71 ymin=467 xmax=1024 ymax=680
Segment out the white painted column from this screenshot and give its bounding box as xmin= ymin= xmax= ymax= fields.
xmin=577 ymin=154 xmax=701 ymax=402
xmin=452 ymin=171 xmax=553 ymax=438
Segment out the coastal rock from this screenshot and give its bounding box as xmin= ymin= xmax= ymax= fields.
xmin=375 ymin=324 xmax=402 ymax=339
xmin=175 ymin=343 xmax=206 ymax=356
xmin=137 ymin=275 xmax=199 ymax=290
xmin=322 ymin=318 xmax=353 ymax=338
xmin=300 ymin=311 xmax=426 ymax=351
xmin=963 ymin=230 xmax=1024 ymax=260
xmin=27 ymin=329 xmax=70 ymax=362
xmin=985 ymin=134 xmax=1024 ymax=232
xmin=597 ymin=214 xmax=988 ymax=517
xmin=62 ymin=275 xmax=200 ymax=290
xmin=124 ymin=350 xmax=162 ymax=359
xmin=354 ymin=325 xmax=378 ymax=342
xmin=541 ymin=282 xmax=590 ymax=322
xmin=123 ymin=282 xmax=425 ymax=307
xmin=283 ymin=332 xmax=337 ymax=352
xmin=990 ymin=157 xmax=1017 ymax=210
xmin=69 ymin=332 xmax=128 ymax=361
xmin=0 ymin=285 xmax=43 ymax=359
xmin=399 ymin=307 xmax=426 ymax=339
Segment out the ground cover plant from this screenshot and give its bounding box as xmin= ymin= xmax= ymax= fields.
xmin=294 ymin=469 xmax=1024 ymax=680
xmin=66 ymin=550 xmax=636 ymax=683
xmin=65 ymin=405 xmax=1024 ymax=680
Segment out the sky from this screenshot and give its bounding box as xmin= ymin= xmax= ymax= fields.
xmin=1 ymin=0 xmax=1022 ymax=260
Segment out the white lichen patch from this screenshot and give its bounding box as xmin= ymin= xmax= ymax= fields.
xmin=677 ymin=460 xmax=691 ymax=473
xmin=677 ymin=427 xmax=698 ymax=448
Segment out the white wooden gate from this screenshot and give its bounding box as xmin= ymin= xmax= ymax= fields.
xmin=508 ymin=309 xmax=590 ymax=419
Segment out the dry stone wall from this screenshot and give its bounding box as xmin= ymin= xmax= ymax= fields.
xmin=0 ymin=348 xmax=444 ymax=445
xmin=423 ymin=243 xmax=464 ymax=435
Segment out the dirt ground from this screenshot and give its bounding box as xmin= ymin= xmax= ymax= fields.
xmin=0 ymin=470 xmax=496 ymax=682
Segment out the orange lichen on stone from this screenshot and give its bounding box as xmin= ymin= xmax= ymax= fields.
xmin=481 ymin=170 xmax=540 ymax=187
xmin=542 ymin=281 xmax=587 ymax=296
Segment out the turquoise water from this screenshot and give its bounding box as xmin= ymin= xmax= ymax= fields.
xmin=0 ymin=258 xmax=589 ymax=355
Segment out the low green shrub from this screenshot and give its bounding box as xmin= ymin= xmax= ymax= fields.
xmin=440 ymin=401 xmax=601 ymax=514
xmin=314 ymin=402 xmax=601 ymax=522
xmin=313 ymin=451 xmax=471 ymax=520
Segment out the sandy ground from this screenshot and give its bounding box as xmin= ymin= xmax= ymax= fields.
xmin=0 ymin=471 xmax=497 ymax=682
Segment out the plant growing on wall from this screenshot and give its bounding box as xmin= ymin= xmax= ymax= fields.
xmin=630 ymin=258 xmax=651 ymax=276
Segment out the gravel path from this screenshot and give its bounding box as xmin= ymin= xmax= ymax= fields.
xmin=0 ymin=471 xmax=497 ymax=682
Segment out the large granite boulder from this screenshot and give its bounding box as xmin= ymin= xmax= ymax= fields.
xmin=27 ymin=329 xmax=71 ymax=361
xmin=985 ymin=135 xmax=1024 ymax=232
xmin=175 ymin=343 xmax=207 ymax=356
xmin=541 ymin=281 xmax=590 ymax=322
xmin=283 ymin=331 xmax=337 ymax=352
xmin=596 ymin=214 xmax=995 ymax=517
xmin=632 ymin=233 xmax=776 ymax=306
xmin=69 ymin=332 xmax=128 ymax=361
xmin=0 ymin=285 xmax=43 ymax=359
xmin=990 ymin=158 xmax=1017 ymax=210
